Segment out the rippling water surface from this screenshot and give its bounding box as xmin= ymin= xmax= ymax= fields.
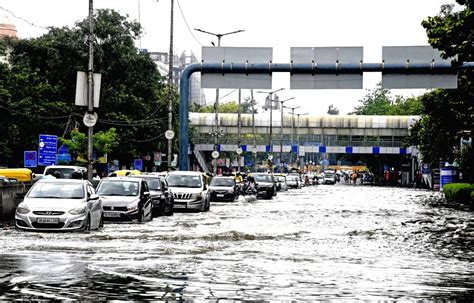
xmin=1 ymin=185 xmax=473 ymax=300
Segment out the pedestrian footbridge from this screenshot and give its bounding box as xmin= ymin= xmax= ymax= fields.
xmin=189 ymin=112 xmax=419 ymax=155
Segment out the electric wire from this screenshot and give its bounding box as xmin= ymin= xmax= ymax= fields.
xmin=176 ymin=0 xmax=202 ymax=46
xmin=0 ymin=5 xmax=48 ymax=30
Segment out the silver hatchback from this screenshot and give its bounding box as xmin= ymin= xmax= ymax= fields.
xmin=15 ymin=179 xmax=103 ymax=231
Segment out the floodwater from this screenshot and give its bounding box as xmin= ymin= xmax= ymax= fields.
xmin=1 ymin=184 xmax=473 ymax=300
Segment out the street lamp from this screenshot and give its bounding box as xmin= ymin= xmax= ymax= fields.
xmin=283 ymin=105 xmax=300 ymax=165
xmin=257 ymin=88 xmax=284 ymax=159
xmin=194 ymin=28 xmax=245 ymax=175
xmin=296 ymin=112 xmax=308 ymax=170
xmin=276 ymin=97 xmax=295 ymax=167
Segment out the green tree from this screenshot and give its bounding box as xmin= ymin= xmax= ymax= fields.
xmin=0 ymin=9 xmax=176 ymax=167
xmin=194 ymin=99 xmax=256 ymax=114
xmin=59 ymin=128 xmax=119 ymax=163
xmin=351 ymin=83 xmax=423 ymax=116
xmin=407 ymin=0 xmax=473 ymax=181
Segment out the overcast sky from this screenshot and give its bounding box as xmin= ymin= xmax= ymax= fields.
xmin=1 ymin=0 xmax=457 ymax=115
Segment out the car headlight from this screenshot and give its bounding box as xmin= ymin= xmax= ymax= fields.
xmin=69 ymin=206 xmax=86 ymax=215
xmin=16 ymin=204 xmax=30 ymax=214
xmin=228 ymin=189 xmax=234 ymax=193
xmin=194 ymin=193 xmax=203 ymax=200
xmin=127 ymin=202 xmax=139 ymax=211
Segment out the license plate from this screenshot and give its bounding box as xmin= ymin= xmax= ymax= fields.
xmin=174 ymin=204 xmax=186 ymax=209
xmin=216 ymin=194 xmax=224 ymax=197
xmin=104 ymin=212 xmax=121 ymax=218
xmin=37 ymin=218 xmax=59 ymax=224
xmin=258 ymin=191 xmax=266 ymax=195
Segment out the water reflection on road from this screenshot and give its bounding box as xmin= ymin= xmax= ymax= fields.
xmin=1 ymin=184 xmax=473 ymax=300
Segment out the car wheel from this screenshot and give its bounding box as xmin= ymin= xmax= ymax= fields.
xmin=138 ymin=209 xmax=145 ymax=223
xmin=165 ymin=201 xmax=174 ymax=216
xmin=81 ymin=215 xmax=91 ymax=231
xmin=99 ymin=214 xmax=104 ymax=229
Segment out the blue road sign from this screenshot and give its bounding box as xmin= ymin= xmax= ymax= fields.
xmin=345 ymin=146 xmax=353 ymax=154
xmin=24 ymin=151 xmax=37 ymax=168
xmin=134 ymin=159 xmax=143 ymax=171
xmin=57 ymin=144 xmax=72 ymax=164
xmin=319 ymin=146 xmax=326 ymax=153
xmin=38 ymin=134 xmax=57 ymax=166
xmin=291 ymin=145 xmax=298 ymax=153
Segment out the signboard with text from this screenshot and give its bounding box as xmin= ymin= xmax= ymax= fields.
xmin=38 ymin=134 xmax=57 ymax=166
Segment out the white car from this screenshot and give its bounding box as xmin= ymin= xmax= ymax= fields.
xmin=15 ymin=179 xmax=103 ymax=231
xmin=166 ymin=171 xmax=210 ymax=212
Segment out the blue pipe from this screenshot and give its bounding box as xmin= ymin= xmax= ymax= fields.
xmin=179 ymin=61 xmax=473 ymax=171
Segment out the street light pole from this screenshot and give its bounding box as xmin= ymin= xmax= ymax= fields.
xmin=296 ymin=113 xmax=308 ymax=170
xmin=194 ymin=28 xmax=245 ymax=175
xmin=276 ymin=97 xmax=295 ymax=166
xmin=257 ymin=88 xmax=284 ymax=159
xmin=237 ymin=89 xmax=241 ymax=172
xmin=283 ymin=105 xmax=300 ymax=166
xmin=251 ymin=89 xmax=256 ymax=172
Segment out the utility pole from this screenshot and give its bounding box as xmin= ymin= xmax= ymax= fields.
xmin=194 ymin=28 xmax=244 ymax=175
xmin=86 ymin=0 xmax=94 ymax=182
xmin=167 ymin=0 xmax=174 ymax=171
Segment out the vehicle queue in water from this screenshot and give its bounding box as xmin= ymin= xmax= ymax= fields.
xmin=8 ymin=165 xmax=345 ymax=232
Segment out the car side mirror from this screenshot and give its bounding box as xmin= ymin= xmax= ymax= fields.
xmin=89 ymin=194 xmax=99 ymax=201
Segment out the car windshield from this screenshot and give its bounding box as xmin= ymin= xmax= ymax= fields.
xmin=144 ymin=179 xmax=161 ymax=190
xmin=254 ymin=175 xmax=272 ymax=182
xmin=211 ymin=178 xmax=235 ymax=187
xmin=97 ymin=180 xmax=140 ymax=196
xmin=27 ymin=182 xmax=84 ymax=199
xmin=45 ymin=168 xmax=76 ymax=178
xmin=167 ymin=174 xmax=202 ymax=188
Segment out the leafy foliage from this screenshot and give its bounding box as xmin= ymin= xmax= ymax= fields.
xmin=351 ymin=84 xmax=423 ymax=115
xmin=327 ymin=104 xmax=339 ymax=115
xmin=0 ymin=9 xmax=176 ymax=168
xmin=194 ymin=99 xmax=256 ymax=114
xmin=406 ymin=0 xmax=473 ymax=181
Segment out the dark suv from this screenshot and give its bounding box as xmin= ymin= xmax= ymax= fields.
xmin=252 ymin=173 xmax=276 ymax=199
xmin=133 ymin=174 xmax=174 ymax=217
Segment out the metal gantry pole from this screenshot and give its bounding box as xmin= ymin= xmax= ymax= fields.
xmin=167 ymin=0 xmax=174 ymax=171
xmin=86 ymin=0 xmax=94 ymax=182
xmin=178 ymin=61 xmax=474 ymax=171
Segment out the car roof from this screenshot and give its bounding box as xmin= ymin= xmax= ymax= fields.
xmin=44 ymin=165 xmax=86 ymax=170
xmin=36 ymin=179 xmax=86 ymax=184
xmin=168 ymin=171 xmax=203 ymax=176
xmin=101 ymin=177 xmax=144 ymax=182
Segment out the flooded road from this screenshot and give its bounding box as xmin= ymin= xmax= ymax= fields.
xmin=1 ymin=184 xmax=473 ymax=300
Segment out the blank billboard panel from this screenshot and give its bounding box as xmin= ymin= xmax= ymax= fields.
xmin=201 ymin=47 xmax=272 ymax=89
xmin=290 ymin=47 xmax=363 ymax=89
xmin=382 ymin=46 xmax=457 ymax=89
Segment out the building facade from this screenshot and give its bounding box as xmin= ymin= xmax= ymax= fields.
xmin=149 ymin=50 xmax=206 ymax=106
